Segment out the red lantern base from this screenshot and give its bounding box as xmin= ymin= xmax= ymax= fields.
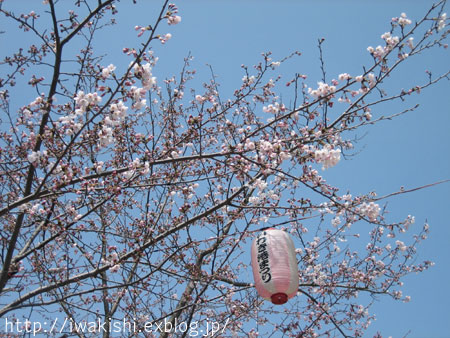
xmin=271 ymin=293 xmax=288 ymax=305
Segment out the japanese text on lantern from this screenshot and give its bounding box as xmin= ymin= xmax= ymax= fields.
xmin=256 ymin=232 xmax=271 ymax=283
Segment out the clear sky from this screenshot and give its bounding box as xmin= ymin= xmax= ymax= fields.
xmin=1 ymin=1 xmax=449 ymax=337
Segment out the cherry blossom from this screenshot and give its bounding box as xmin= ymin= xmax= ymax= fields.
xmin=314 ymin=144 xmax=341 ymax=170
xmin=438 ymin=12 xmax=447 ymax=30
xmin=167 ymin=15 xmax=181 ymax=25
xmin=398 ymin=12 xmax=412 ymax=26
xmin=359 ymin=202 xmax=381 ymax=222
xmin=308 ymin=81 xmax=336 ymax=99
xmin=101 ymin=64 xmax=116 ymax=79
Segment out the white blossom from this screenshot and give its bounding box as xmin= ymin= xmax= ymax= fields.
xmin=398 ymin=13 xmax=412 ymax=26
xmin=438 ymin=13 xmax=447 ymax=31
xmin=101 ymin=64 xmax=116 ymax=79
xmin=308 ymin=81 xmax=336 ymax=98
xmin=167 ymin=15 xmax=181 ymax=25
xmin=314 ymin=144 xmax=341 ymax=170
xmin=359 ymin=202 xmax=380 ymax=221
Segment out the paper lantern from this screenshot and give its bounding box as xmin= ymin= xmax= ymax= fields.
xmin=251 ymin=228 xmax=299 ymax=305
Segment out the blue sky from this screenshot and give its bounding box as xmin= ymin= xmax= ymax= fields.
xmin=1 ymin=0 xmax=449 ymax=337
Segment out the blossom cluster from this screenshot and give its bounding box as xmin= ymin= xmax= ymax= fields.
xmin=242 ymin=75 xmax=256 ymax=86
xmin=99 ymin=101 xmax=128 ymax=146
xmin=397 ymin=12 xmax=412 ymax=26
xmin=56 ymin=91 xmax=102 ymax=136
xmin=367 ymin=32 xmax=403 ymax=61
xmin=314 ymin=144 xmax=341 ymax=170
xmin=130 ymin=86 xmax=147 ymax=110
xmin=359 ymin=201 xmax=381 ymax=222
xmin=262 ymin=102 xmax=285 ymax=114
xmin=438 ymin=13 xmax=447 ymax=31
xmin=27 ymin=150 xmax=47 ymax=166
xmin=101 ymin=64 xmax=116 ymax=79
xmin=338 ymin=73 xmax=351 ymax=81
xmin=167 ymin=15 xmax=181 ymax=25
xmin=308 ymin=81 xmax=336 ymax=99
xmin=123 ymin=157 xmax=150 ymax=179
xmin=102 ymin=252 xmax=120 ymax=273
xmin=133 ymin=62 xmax=156 ymax=91
xmin=166 ymin=3 xmax=182 ymax=26
xmin=95 ymin=61 xmax=156 ymax=147
xmin=74 ymin=91 xmax=102 ymax=115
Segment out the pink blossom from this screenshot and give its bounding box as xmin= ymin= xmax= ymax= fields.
xmin=167 ymin=15 xmax=181 ymax=25
xmin=395 ymin=240 xmax=407 ymax=251
xmin=359 ymin=202 xmax=380 ymax=221
xmin=314 ymin=144 xmax=341 ymax=170
xmin=438 ymin=13 xmax=447 ymax=31
xmin=308 ymin=81 xmax=336 ymax=98
xmin=195 ymin=94 xmax=205 ymax=103
xmin=338 ymin=73 xmax=351 ymax=81
xmin=133 ymin=63 xmax=156 ymax=90
xmin=101 ymin=64 xmax=116 ymax=79
xmin=398 ymin=13 xmax=412 ymax=26
xmin=27 ymin=151 xmax=42 ymax=165
xmin=109 ymin=264 xmax=120 ymax=273
xmin=242 ymin=75 xmax=256 ymax=85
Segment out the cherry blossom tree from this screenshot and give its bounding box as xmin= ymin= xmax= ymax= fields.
xmin=0 ymin=1 xmax=448 ymax=337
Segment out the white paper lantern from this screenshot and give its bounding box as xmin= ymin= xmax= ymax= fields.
xmin=251 ymin=228 xmax=299 ymax=304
